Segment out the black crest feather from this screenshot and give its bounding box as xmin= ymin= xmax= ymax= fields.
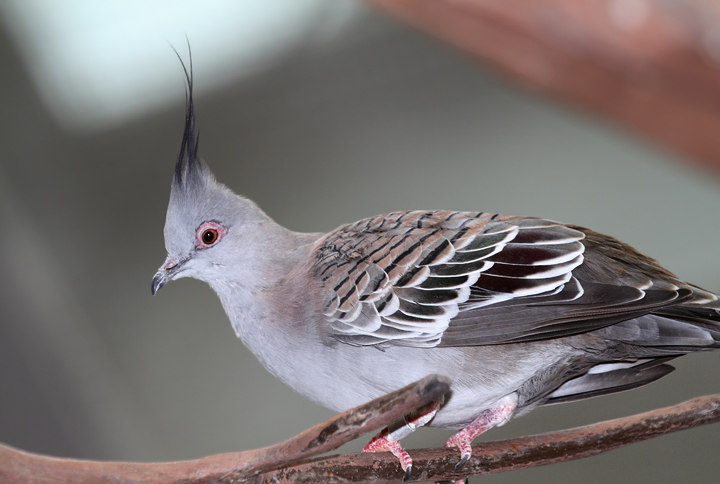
xmin=172 ymin=43 xmax=203 ymax=190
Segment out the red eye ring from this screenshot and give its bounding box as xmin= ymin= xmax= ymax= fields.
xmin=196 ymin=222 xmax=226 ymax=248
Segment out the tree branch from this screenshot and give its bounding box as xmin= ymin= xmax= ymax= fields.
xmin=0 ymin=375 xmax=451 ymax=484
xmin=364 ymin=0 xmax=720 ymax=173
xmin=1 ymin=377 xmax=719 ymax=483
xmin=255 ymin=393 xmax=720 ymax=483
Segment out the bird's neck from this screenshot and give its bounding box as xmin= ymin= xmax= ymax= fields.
xmin=210 ymin=220 xmax=321 ymax=341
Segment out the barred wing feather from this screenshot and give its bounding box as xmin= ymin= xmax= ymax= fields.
xmin=313 ymin=210 xmax=619 ymax=347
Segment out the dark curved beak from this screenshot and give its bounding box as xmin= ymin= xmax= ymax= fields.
xmin=151 ymin=271 xmax=169 ymax=295
xmin=151 ymin=257 xmax=186 ymax=295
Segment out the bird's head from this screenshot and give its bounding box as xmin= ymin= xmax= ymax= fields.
xmin=151 ymin=59 xmax=270 ymax=296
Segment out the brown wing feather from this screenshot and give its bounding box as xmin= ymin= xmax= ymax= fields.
xmin=315 ymin=211 xmax=591 ymax=347
xmin=314 ymin=214 xmax=719 ymax=348
xmin=439 ymin=226 xmax=695 ymax=346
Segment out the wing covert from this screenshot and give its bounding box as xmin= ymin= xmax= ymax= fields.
xmin=314 ymin=211 xmax=586 ymax=347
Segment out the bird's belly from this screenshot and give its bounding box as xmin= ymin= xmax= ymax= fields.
xmin=258 ymin=337 xmax=574 ymax=429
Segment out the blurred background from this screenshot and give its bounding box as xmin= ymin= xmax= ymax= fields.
xmin=1 ymin=1 xmax=720 ymax=483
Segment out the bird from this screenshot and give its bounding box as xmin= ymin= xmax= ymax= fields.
xmin=152 ymin=65 xmax=720 ymax=482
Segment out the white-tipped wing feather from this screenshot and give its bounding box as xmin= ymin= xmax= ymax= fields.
xmin=314 ymin=211 xmax=591 ymax=347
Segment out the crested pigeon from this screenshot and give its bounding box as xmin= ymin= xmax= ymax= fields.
xmin=152 ymin=67 xmax=720 ymax=481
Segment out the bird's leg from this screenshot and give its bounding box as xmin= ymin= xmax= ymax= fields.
xmin=363 ymin=399 xmax=442 ymax=481
xmin=444 ymin=393 xmax=517 ymax=469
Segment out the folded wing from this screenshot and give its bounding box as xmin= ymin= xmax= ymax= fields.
xmin=313 ymin=211 xmax=693 ymax=348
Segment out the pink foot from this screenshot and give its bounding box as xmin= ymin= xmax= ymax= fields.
xmin=444 ymin=394 xmax=517 ymax=469
xmin=363 ymin=399 xmax=442 ymax=482
xmin=363 ymin=428 xmax=413 ymax=481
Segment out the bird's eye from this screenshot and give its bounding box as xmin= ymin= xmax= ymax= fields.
xmin=203 ymin=229 xmax=218 ymax=244
xmin=196 ymin=222 xmax=226 ymax=249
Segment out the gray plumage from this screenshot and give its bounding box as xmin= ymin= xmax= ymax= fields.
xmin=152 ymin=72 xmax=720 ymax=438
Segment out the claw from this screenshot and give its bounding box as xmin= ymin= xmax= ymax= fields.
xmin=444 ymin=436 xmax=471 ymax=469
xmin=402 ymin=464 xmax=412 ymax=482
xmin=455 ymin=452 xmax=470 ymax=470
